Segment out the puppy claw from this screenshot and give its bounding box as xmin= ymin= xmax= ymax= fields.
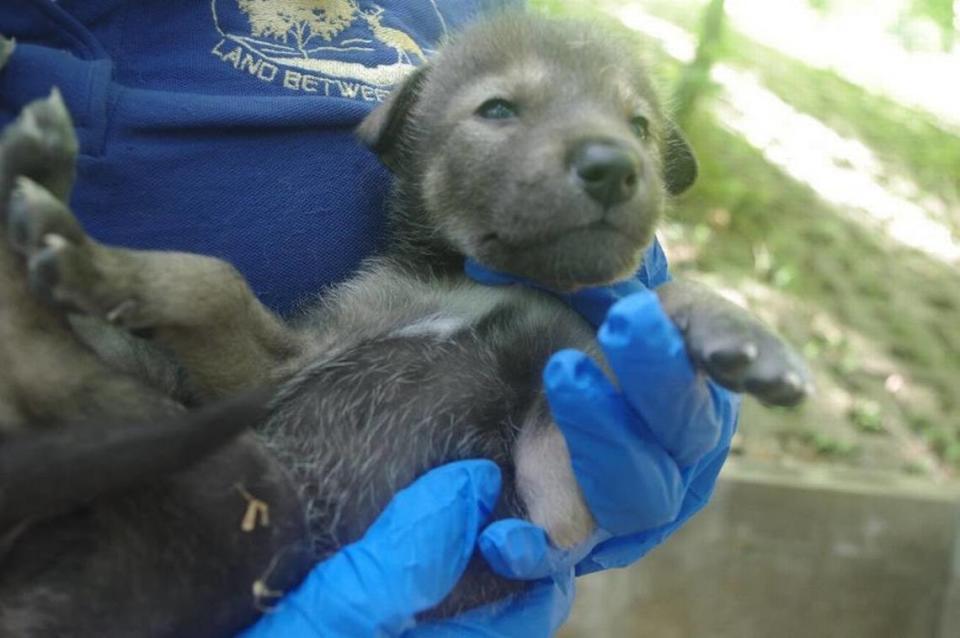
xmin=0 ymin=36 xmax=14 ymax=71
xmin=19 ymin=104 xmax=41 ymax=138
xmin=106 ymin=299 xmax=139 ymax=324
xmin=44 ymin=233 xmax=69 ymax=250
xmin=252 ymin=580 xmax=284 ymax=613
xmin=781 ymin=371 xmax=804 ymax=393
xmin=705 ymin=342 xmax=758 ymax=370
xmin=746 ymin=365 xmax=812 ymax=407
xmin=27 ymin=243 xmax=65 ymax=303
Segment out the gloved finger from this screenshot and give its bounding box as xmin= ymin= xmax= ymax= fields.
xmin=576 ymin=432 xmax=737 ymax=576
xmin=598 ymin=290 xmax=722 ymax=467
xmin=544 ymin=350 xmax=684 ymax=536
xmin=242 ymin=460 xmax=501 ymax=638
xmin=574 ymin=385 xmax=740 ymax=576
xmin=479 ymin=519 xmax=611 ymax=581
xmin=684 ymin=389 xmax=739 ymax=502
xmin=555 ymin=278 xmax=651 ymax=328
xmin=478 ymin=519 xmax=553 ymax=580
xmin=406 ymin=571 xmax=576 ymax=638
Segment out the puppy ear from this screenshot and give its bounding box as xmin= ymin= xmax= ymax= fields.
xmin=662 ymin=122 xmax=698 ymax=195
xmin=356 ymin=65 xmax=430 ymax=171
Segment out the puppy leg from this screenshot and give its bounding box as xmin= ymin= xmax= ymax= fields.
xmin=657 ymin=279 xmax=812 ymax=406
xmin=514 ymin=410 xmax=596 ymax=549
xmin=1 ymin=95 xmax=298 ymax=398
xmin=0 ymin=96 xmax=183 ymax=432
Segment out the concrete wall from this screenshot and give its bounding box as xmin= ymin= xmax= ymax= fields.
xmin=559 ymin=460 xmax=960 ymax=638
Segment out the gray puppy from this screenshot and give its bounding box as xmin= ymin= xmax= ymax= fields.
xmin=0 ymin=14 xmax=810 ymax=636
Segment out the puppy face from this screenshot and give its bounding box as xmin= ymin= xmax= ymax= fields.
xmin=359 ymin=15 xmax=697 ymax=290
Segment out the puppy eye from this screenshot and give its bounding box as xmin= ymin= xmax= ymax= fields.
xmin=476 ymin=98 xmax=519 ymax=120
xmin=631 ymin=115 xmax=650 ymax=140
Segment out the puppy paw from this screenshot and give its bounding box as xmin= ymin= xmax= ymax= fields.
xmin=683 ymin=305 xmax=811 ymax=407
xmin=0 ymin=89 xmax=78 ymax=208
xmin=6 ymin=176 xmax=109 ymax=313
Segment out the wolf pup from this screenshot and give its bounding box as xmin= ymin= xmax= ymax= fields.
xmin=0 ymin=13 xmax=810 ymax=636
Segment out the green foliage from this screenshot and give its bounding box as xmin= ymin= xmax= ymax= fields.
xmin=721 ymin=34 xmax=960 ymax=223
xmin=674 ymin=0 xmax=727 ymax=123
xmin=910 ymin=0 xmax=955 ymax=28
xmin=849 ymin=401 xmax=885 ymax=434
xmin=529 ymin=0 xmax=597 ymax=18
xmin=801 ymin=431 xmax=860 ymax=459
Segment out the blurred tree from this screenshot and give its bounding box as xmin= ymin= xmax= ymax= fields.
xmin=906 ymin=0 xmax=956 ymax=49
xmin=673 ymin=0 xmax=727 ymax=124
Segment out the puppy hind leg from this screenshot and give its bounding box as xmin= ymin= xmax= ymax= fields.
xmin=7 ymin=179 xmax=294 ymax=396
xmin=424 ymin=412 xmax=596 ymax=620
xmin=514 ymin=411 xmax=596 ymax=549
xmin=0 ymin=99 xmax=296 ymax=398
xmin=0 ymin=100 xmax=178 ymax=428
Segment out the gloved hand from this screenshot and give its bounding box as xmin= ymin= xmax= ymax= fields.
xmin=239 ymin=460 xmax=575 ymax=638
xmin=464 ymin=240 xmax=740 ymax=580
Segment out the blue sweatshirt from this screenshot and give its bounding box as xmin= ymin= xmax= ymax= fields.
xmin=0 ymin=0 xmax=666 ymax=316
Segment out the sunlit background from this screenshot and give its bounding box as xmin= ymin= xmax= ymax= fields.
xmin=529 ymin=1 xmax=960 ymax=636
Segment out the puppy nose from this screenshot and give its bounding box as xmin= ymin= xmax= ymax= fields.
xmin=571 ymin=141 xmax=640 ymax=208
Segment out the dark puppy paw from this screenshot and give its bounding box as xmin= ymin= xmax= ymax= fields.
xmin=683 ymin=304 xmax=811 ymax=407
xmin=0 ymin=98 xmax=140 ymax=322
xmin=0 ymin=89 xmax=78 ymax=207
xmin=6 ymin=176 xmax=105 ymax=312
xmin=658 ymin=280 xmax=812 ymax=407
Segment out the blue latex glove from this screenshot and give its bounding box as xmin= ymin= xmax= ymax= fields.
xmin=239 ymin=460 xmax=503 ymax=637
xmin=240 ymin=459 xmax=574 ymax=638
xmin=465 ymin=247 xmax=741 ymax=580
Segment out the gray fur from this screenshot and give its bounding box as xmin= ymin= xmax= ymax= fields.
xmin=0 ymin=13 xmax=810 ymax=636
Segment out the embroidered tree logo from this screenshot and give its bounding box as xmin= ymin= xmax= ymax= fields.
xmin=237 ymin=0 xmax=359 ymax=57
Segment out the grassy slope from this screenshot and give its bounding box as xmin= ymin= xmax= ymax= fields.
xmin=642 ymin=0 xmax=960 ymax=231
xmin=532 ymin=0 xmax=960 ymax=472
xmin=676 ymin=108 xmax=960 ymax=470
